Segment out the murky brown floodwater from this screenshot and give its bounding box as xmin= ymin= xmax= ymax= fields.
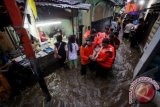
xmin=7 ymin=33 xmax=142 ymax=107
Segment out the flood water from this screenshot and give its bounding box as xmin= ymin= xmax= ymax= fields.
xmin=6 ymin=37 xmax=143 ymax=107
xmin=0 ymin=29 xmax=144 ymax=107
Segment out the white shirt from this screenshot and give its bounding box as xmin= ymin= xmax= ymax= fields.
xmin=111 ymin=21 xmax=118 ymax=31
xmin=68 ymin=43 xmax=79 ymax=60
xmin=124 ymin=23 xmax=135 ymax=33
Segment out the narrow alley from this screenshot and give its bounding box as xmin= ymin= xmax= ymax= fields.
xmin=0 ymin=0 xmax=160 ymax=107
xmin=8 ymin=37 xmax=141 ymax=107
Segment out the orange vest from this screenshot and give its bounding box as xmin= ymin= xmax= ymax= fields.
xmin=80 ymin=44 xmax=94 ymax=65
xmin=94 ymin=32 xmax=109 ymax=45
xmin=97 ymin=45 xmax=115 ymax=68
xmin=83 ymin=30 xmax=91 ymax=39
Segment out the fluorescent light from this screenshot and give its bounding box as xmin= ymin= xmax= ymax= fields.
xmin=139 ymin=0 xmax=145 ymax=5
xmin=127 ymin=0 xmax=131 ymax=3
xmin=36 ymin=21 xmax=62 ymax=27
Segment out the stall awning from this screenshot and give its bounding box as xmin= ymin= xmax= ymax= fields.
xmin=35 ymin=0 xmax=91 ymax=10
xmin=36 ymin=0 xmax=82 ymax=5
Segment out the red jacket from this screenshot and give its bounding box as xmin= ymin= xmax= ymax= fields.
xmin=97 ymin=45 xmax=115 ymax=68
xmin=80 ymin=44 xmax=94 ymax=65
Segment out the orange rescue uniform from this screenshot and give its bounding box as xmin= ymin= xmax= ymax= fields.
xmin=97 ymin=45 xmax=115 ymax=68
xmin=80 ymin=44 xmax=94 ymax=65
xmin=83 ymin=30 xmax=91 ymax=39
xmin=94 ymin=32 xmax=109 ymax=45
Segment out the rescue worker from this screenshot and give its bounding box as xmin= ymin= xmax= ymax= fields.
xmin=83 ymin=28 xmax=99 ymax=46
xmin=92 ymin=27 xmax=111 ymax=58
xmin=80 ymin=37 xmax=94 ymax=76
xmin=92 ymin=38 xmax=115 ymax=76
xmin=89 ymin=29 xmax=103 ymax=47
xmin=83 ymin=26 xmax=91 ymax=39
xmin=95 ymin=31 xmax=109 ymax=46
xmin=90 ymin=29 xmax=98 ymax=42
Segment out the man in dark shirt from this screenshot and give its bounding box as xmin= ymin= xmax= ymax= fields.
xmin=54 ymin=35 xmax=68 ymax=68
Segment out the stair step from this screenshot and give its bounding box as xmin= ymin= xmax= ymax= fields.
xmin=144 ymin=15 xmax=160 ymax=49
xmin=153 ymin=22 xmax=160 ymax=29
xmin=150 ymin=33 xmax=154 ymax=38
xmin=148 ymin=36 xmax=153 ymax=42
xmin=151 ymin=28 xmax=157 ymax=34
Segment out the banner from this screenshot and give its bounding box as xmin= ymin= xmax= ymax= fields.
xmin=28 ymin=0 xmax=38 ymax=19
xmin=126 ymin=3 xmax=137 ymax=13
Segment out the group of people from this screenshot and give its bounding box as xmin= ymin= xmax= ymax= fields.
xmin=80 ymin=27 xmax=120 ymax=76
xmin=123 ymin=18 xmax=145 ymax=48
xmin=54 ymin=35 xmax=79 ymax=69
xmin=53 ymin=24 xmax=120 ymax=77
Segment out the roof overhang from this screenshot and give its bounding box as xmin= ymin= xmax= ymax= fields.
xmin=36 ymin=2 xmax=91 ymax=10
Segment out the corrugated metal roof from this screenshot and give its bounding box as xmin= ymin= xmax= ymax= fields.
xmin=37 ymin=7 xmax=78 ymax=19
xmin=16 ymin=0 xmax=90 ymax=10
xmin=36 ymin=2 xmax=91 ymax=10
xmin=36 ymin=0 xmax=81 ymax=5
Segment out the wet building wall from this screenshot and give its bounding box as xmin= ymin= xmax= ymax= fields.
xmin=36 ymin=6 xmax=80 ymax=38
xmin=40 ymin=19 xmax=75 ymax=38
xmin=81 ymin=10 xmax=91 ymax=29
xmin=79 ymin=0 xmax=115 ymax=37
xmin=92 ymin=1 xmax=114 ymax=21
xmin=81 ymin=0 xmax=114 ymax=24
xmin=91 ymin=17 xmax=112 ymax=32
xmin=144 ymin=0 xmax=159 ymax=20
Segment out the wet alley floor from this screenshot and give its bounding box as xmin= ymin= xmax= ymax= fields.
xmin=6 ymin=40 xmax=142 ymax=107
